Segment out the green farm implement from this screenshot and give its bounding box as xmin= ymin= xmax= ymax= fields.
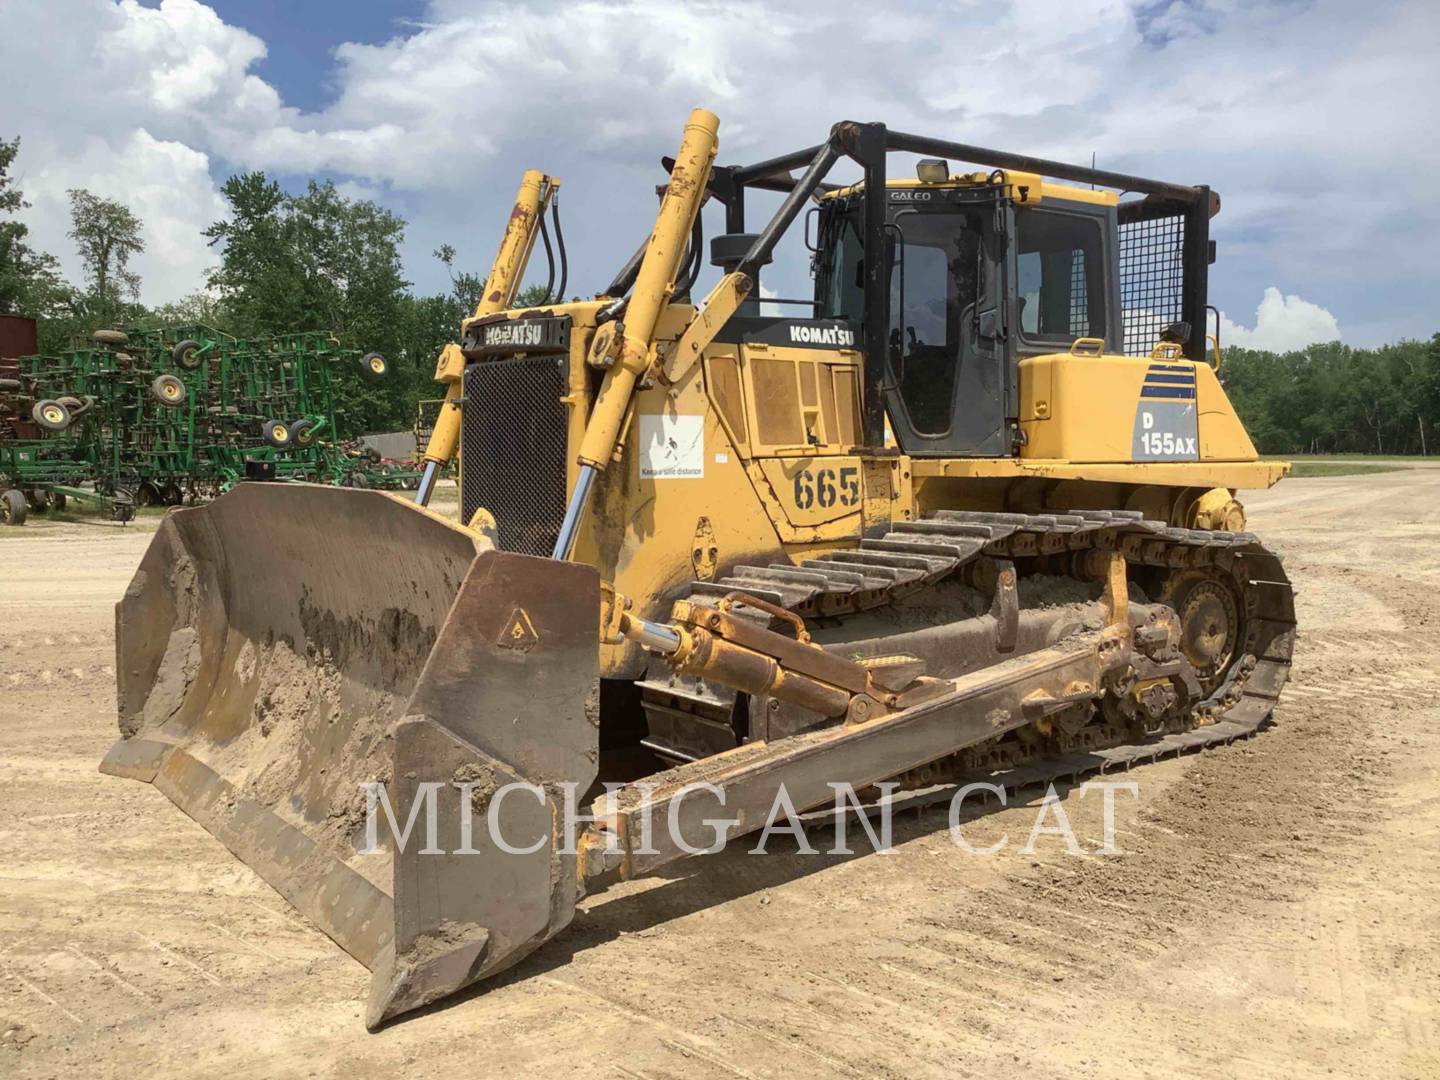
xmin=1 ymin=323 xmax=404 ymax=525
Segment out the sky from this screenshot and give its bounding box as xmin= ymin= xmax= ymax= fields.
xmin=1 ymin=0 xmax=1436 ymax=351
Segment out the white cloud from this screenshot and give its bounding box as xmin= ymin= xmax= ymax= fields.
xmin=23 ymin=130 xmax=227 ymax=305
xmin=0 ymin=0 xmax=1435 ymax=343
xmin=1220 ymin=288 xmax=1342 ymax=353
xmin=2 ymin=0 xmax=260 ymax=304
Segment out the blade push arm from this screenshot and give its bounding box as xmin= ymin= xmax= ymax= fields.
xmin=552 ymin=108 xmax=720 ymax=558
xmin=619 ymin=550 xmax=1136 ymax=729
xmin=596 ymin=553 xmax=1142 ymax=879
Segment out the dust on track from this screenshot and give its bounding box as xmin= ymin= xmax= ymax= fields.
xmin=1 ymin=474 xmax=1436 ymax=1078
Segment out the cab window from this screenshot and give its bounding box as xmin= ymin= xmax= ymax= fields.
xmin=1016 ymin=209 xmax=1106 ymax=343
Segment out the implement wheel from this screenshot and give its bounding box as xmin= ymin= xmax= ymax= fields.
xmin=32 ymin=399 xmax=71 ymax=431
xmin=359 ymin=352 xmax=389 ymax=381
xmin=151 ymin=374 xmax=187 ymax=408
xmin=1 ymin=488 xmax=27 ymax=526
xmin=92 ymin=329 xmax=129 ymax=347
xmin=262 ymin=418 xmax=292 ymax=449
xmin=25 ymin=489 xmax=50 ymax=513
xmin=288 ymin=419 xmax=317 ymax=448
xmin=172 ymin=339 xmax=204 ymax=370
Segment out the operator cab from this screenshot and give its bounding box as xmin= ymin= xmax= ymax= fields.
xmin=813 ymin=167 xmax=1122 ymax=456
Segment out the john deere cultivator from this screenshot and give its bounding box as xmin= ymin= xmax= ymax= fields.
xmin=0 ymin=324 xmax=414 ymax=524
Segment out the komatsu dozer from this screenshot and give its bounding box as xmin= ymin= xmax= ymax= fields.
xmin=103 ymin=110 xmax=1295 ymax=1027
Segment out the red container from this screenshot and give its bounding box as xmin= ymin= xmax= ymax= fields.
xmin=0 ymin=314 xmax=37 ymax=360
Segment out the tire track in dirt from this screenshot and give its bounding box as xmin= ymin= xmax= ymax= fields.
xmin=3 ymin=474 xmax=1439 ymax=1078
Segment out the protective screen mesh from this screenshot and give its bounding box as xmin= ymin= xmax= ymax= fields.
xmin=461 ymin=356 xmax=569 ymax=556
xmin=1119 ymin=213 xmax=1185 ymax=355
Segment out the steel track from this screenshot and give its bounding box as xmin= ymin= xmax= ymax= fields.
xmin=676 ymin=508 xmax=1295 ymax=805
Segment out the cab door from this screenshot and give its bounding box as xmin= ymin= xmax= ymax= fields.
xmin=883 ymin=198 xmax=1009 ymax=456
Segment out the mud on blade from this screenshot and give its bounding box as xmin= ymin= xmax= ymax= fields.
xmin=102 ymin=483 xmax=600 ymax=1027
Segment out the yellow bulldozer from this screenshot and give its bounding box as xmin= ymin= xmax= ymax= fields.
xmin=102 ymin=110 xmax=1294 ymax=1027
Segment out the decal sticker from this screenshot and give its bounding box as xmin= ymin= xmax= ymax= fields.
xmin=639 ymin=414 xmax=705 ymax=479
xmin=792 ymin=466 xmax=860 ymax=509
xmin=497 ymin=607 xmax=539 ymax=651
xmin=787 ymin=323 xmax=855 ymax=347
xmin=1132 ymin=363 xmax=1198 ymax=461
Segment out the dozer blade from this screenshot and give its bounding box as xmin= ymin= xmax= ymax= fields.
xmin=102 ymin=483 xmax=600 ymax=1027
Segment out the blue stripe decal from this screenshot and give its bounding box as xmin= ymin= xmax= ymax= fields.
xmin=1143 ymin=373 xmax=1196 ymax=385
xmin=1140 ymin=386 xmax=1197 ymax=400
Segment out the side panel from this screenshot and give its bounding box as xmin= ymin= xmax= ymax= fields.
xmin=1196 ymin=360 xmax=1259 ymax=460
xmin=1131 ymin=361 xmax=1199 ymax=462
xmin=1018 ymin=351 xmax=1257 ymax=464
xmin=574 ymin=362 xmax=788 ymax=679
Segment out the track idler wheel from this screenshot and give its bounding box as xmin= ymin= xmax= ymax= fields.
xmin=1160 ymin=569 xmax=1242 ymax=692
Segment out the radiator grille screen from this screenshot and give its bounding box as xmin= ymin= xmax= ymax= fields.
xmin=461 ymin=356 xmax=569 ymax=556
xmin=1119 ymin=213 xmax=1185 ymax=355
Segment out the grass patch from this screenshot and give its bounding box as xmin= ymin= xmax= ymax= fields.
xmin=1290 ymin=453 xmax=1430 ymax=463
xmin=1287 ymin=462 xmax=1406 ymax=478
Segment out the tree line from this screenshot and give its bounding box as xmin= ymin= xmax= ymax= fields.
xmin=2 ymin=135 xmax=1436 ymax=453
xmin=1222 ymin=340 xmax=1438 ymax=455
xmin=0 ymin=136 xmax=532 ymax=436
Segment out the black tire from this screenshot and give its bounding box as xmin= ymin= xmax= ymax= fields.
xmin=161 ymin=482 xmax=184 ymax=506
xmin=135 ymin=482 xmax=162 ymax=507
xmin=346 ymin=472 xmax=370 ymax=489
xmin=25 ymin=489 xmax=50 ymax=513
xmin=288 ymin=419 xmax=316 ymax=447
xmin=359 ymin=351 xmax=389 ymax=381
xmin=262 ymin=418 xmax=292 ymax=449
xmin=51 ymin=491 xmax=67 ymax=511
xmin=1 ymin=488 xmax=27 ymax=526
xmin=92 ymin=329 xmax=129 ymax=347
xmin=111 ymin=496 xmax=135 ymax=524
xmin=32 ymin=399 xmax=71 ymax=431
xmin=172 ymin=339 xmax=203 ymax=369
xmin=150 ymin=374 xmax=187 ymax=408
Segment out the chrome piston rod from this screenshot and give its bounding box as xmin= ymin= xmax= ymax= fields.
xmin=551 ymin=464 xmax=598 ymax=560
xmin=414 ymin=459 xmax=442 ymax=507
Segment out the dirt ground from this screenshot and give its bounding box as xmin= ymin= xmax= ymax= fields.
xmin=1 ymin=473 xmax=1437 ymax=1079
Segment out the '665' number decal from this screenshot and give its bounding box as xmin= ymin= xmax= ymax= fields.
xmin=793 ymin=466 xmax=860 ymax=510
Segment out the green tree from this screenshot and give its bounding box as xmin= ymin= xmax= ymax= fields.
xmin=67 ymin=188 xmax=144 ymax=328
xmin=203 ymin=173 xmax=302 ymax=333
xmin=434 ymin=243 xmax=485 ymax=316
xmin=205 ymin=173 xmax=412 ymax=433
xmin=134 ymin=289 xmax=229 ymax=331
xmin=1223 ymin=338 xmax=1438 ymax=456
xmin=0 ymin=136 xmax=73 ymax=325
